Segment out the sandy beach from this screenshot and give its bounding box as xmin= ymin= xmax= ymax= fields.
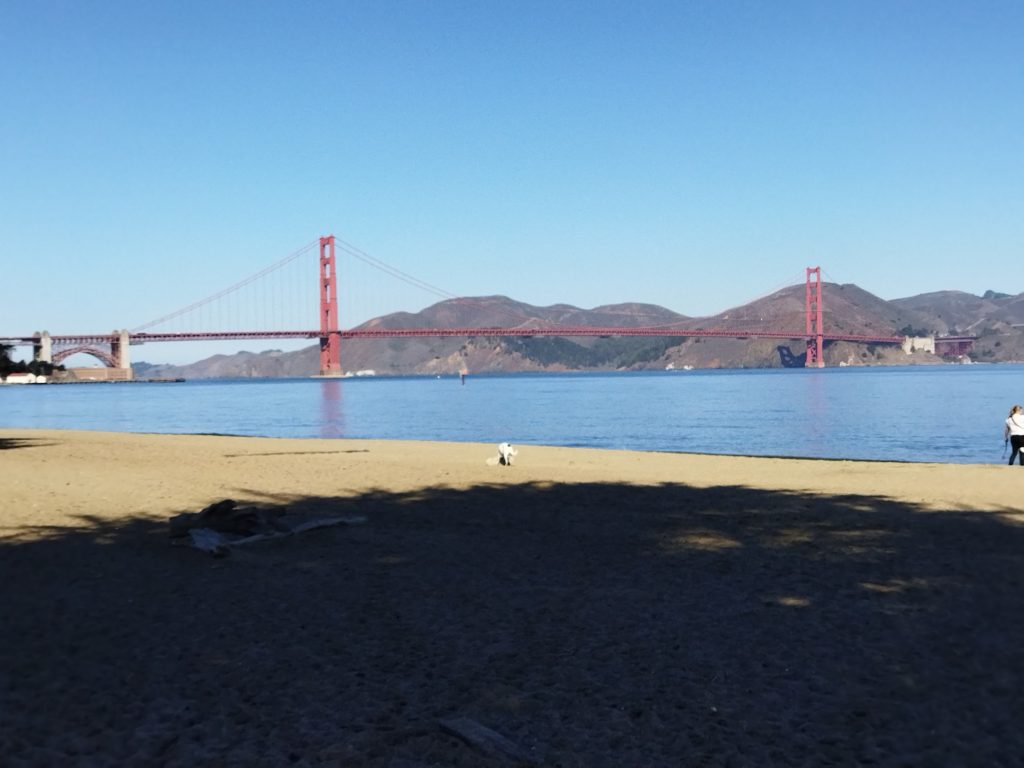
xmin=2 ymin=428 xmax=1023 ymax=766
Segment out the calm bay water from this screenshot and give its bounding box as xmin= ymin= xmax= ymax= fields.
xmin=2 ymin=366 xmax=1021 ymax=464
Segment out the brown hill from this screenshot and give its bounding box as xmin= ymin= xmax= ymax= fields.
xmin=332 ymin=296 xmax=690 ymax=375
xmin=892 ymin=290 xmax=1024 ymax=333
xmin=361 ymin=295 xmax=687 ymax=331
xmin=134 ymin=284 xmax=1024 ymax=378
xmin=688 ymin=283 xmax=934 ymax=337
xmin=890 ymin=290 xmax=1024 ymax=362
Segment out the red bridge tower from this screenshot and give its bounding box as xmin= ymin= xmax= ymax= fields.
xmin=805 ymin=266 xmax=824 ymax=368
xmin=319 ymin=235 xmax=342 ymax=375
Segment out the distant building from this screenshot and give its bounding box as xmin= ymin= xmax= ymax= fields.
xmin=1 ymin=372 xmax=47 ymax=385
xmin=67 ymin=367 xmax=132 ymax=382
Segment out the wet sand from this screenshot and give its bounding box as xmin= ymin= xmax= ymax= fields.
xmin=2 ymin=429 xmax=1023 ymax=766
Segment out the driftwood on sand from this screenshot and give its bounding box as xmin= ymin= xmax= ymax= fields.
xmin=439 ymin=718 xmax=532 ymax=765
xmin=169 ymin=499 xmax=365 ymax=556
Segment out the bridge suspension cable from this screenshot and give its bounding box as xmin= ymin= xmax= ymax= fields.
xmin=131 ymin=239 xmax=320 ymax=332
xmin=126 ymin=232 xmax=828 ymax=344
xmin=333 ymin=236 xmax=808 ymax=334
xmin=334 ymin=237 xmax=459 ymax=302
xmin=334 ymin=237 xmax=546 ymax=328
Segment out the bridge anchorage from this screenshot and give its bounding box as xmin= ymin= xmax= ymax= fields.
xmin=8 ymin=235 xmax=976 ymax=376
xmin=31 ymin=329 xmax=133 ymax=380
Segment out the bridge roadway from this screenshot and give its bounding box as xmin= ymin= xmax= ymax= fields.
xmin=6 ymin=327 xmax=915 ymax=345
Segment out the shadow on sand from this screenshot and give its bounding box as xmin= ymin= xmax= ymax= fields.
xmin=2 ymin=482 xmax=1023 ymax=766
xmin=0 ymin=436 xmax=57 ymax=451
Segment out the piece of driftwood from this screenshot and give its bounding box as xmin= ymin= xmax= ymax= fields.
xmin=439 ymin=718 xmax=531 ymax=764
xmin=170 ymin=498 xmax=365 ymax=556
xmin=183 ymin=515 xmax=366 ymax=556
xmin=187 ymin=527 xmax=231 ymax=556
xmin=169 ymin=499 xmax=289 ymax=538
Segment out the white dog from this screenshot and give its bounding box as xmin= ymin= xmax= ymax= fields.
xmin=486 ymin=442 xmax=519 ymax=466
xmin=499 ymin=442 xmax=518 ymax=466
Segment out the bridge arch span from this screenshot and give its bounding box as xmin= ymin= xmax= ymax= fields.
xmin=53 ymin=346 xmax=118 ymax=367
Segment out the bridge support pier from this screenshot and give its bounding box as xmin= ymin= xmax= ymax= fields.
xmin=110 ymin=329 xmax=134 ymax=380
xmin=111 ymin=327 xmax=133 ymax=372
xmin=33 ymin=332 xmax=52 ymax=365
xmin=319 ymin=235 xmax=342 ymax=376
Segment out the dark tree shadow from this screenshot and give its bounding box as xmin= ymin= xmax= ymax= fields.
xmin=2 ymin=482 xmax=1023 ymax=767
xmin=222 ymin=450 xmax=372 ymax=458
xmin=0 ymin=437 xmax=56 ymax=451
xmin=777 ymin=341 xmax=838 ymax=368
xmin=776 ymin=345 xmax=806 ymax=368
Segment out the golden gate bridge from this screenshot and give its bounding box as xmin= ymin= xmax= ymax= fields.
xmin=3 ymin=235 xmax=976 ymax=377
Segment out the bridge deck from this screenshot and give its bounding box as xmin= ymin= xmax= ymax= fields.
xmin=6 ymin=327 xmax=930 ymax=345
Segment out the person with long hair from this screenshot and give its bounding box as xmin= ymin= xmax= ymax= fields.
xmin=1004 ymin=405 xmax=1024 ymax=465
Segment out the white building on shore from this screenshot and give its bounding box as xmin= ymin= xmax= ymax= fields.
xmin=1 ymin=372 xmax=48 ymax=385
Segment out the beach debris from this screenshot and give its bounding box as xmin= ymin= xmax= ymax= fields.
xmin=169 ymin=499 xmax=286 ymax=537
xmin=439 ymin=717 xmax=531 ymax=765
xmin=169 ymin=498 xmax=365 ymax=556
xmin=186 ymin=527 xmax=232 ymax=557
xmin=485 ymin=442 xmax=519 ymax=467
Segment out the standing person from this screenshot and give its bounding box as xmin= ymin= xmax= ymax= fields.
xmin=1005 ymin=405 xmax=1024 ymax=465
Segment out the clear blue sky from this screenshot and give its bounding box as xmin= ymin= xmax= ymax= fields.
xmin=2 ymin=1 xmax=1022 ymax=364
